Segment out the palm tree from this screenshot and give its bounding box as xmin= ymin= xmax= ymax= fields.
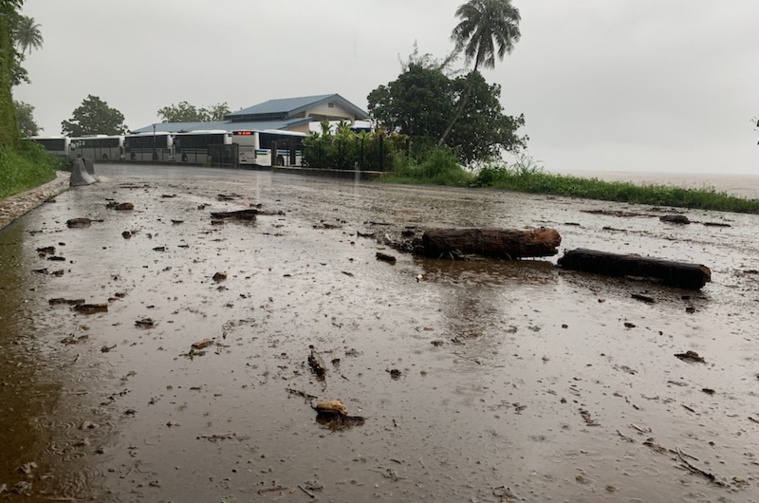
xmin=438 ymin=0 xmax=521 ymax=146
xmin=14 ymin=15 xmax=43 ymax=55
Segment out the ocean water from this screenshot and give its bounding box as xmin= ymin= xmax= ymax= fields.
xmin=556 ymin=170 xmax=759 ymax=200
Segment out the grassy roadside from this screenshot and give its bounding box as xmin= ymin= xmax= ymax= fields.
xmin=0 ymin=141 xmax=62 ymax=199
xmin=381 ymin=151 xmax=759 ymax=214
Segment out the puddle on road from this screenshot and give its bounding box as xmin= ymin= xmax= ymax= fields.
xmin=0 ymin=164 xmax=758 ymax=502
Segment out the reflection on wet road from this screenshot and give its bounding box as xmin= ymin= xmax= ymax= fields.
xmin=1 ymin=164 xmax=758 ymax=502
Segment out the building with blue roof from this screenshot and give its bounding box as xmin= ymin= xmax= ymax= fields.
xmin=131 ymin=94 xmax=370 ymax=135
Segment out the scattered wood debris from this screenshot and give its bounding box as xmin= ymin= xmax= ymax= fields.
xmin=308 ymin=345 xmax=326 ymax=377
xmin=191 ymin=339 xmax=214 ymax=350
xmin=66 ymin=217 xmax=95 ymax=228
xmin=216 ymin=193 xmax=242 ymax=201
xmin=135 ymin=318 xmax=155 ymax=328
xmin=210 ymin=209 xmax=257 ymax=221
xmin=676 ymin=447 xmax=727 ymax=486
xmin=73 ymin=303 xmax=108 ymax=314
xmin=660 ymin=214 xmax=690 ymax=224
xmin=581 ymin=209 xmax=646 ymax=218
xmin=49 ymin=298 xmax=85 ymax=306
xmin=631 ymin=293 xmax=655 ymax=303
xmin=675 ymin=351 xmax=706 ymax=363
xmin=579 ymin=409 xmax=600 ymax=426
xmin=376 ymin=252 xmax=397 ymax=264
xmin=107 ymin=201 xmax=134 ymax=211
xmin=197 ymin=432 xmax=237 ymax=442
xmin=287 ymin=388 xmax=318 ymax=400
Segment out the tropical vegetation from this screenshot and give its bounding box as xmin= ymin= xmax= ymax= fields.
xmin=0 ymin=140 xmax=61 ymax=199
xmin=61 ymin=95 xmax=128 ymax=136
xmin=471 ymin=157 xmax=759 ymax=214
xmin=364 ymin=0 xmax=525 ymax=177
xmin=302 ymin=120 xmax=408 ymax=171
xmin=12 ymin=13 xmax=40 ymax=54
xmin=14 ymin=99 xmax=39 ymax=136
xmin=368 ymin=60 xmax=527 ymax=166
xmin=0 ymin=0 xmax=58 ymax=200
xmin=440 ymin=0 xmax=521 ymax=145
xmin=157 ymin=101 xmax=231 ymax=123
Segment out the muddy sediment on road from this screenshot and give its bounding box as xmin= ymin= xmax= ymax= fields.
xmin=0 ymin=164 xmax=758 ymax=502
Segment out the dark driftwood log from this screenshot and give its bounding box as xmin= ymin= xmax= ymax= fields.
xmin=421 ymin=227 xmax=561 ymax=259
xmin=209 ymin=209 xmax=257 ymax=221
xmin=558 ymin=248 xmax=711 ymax=290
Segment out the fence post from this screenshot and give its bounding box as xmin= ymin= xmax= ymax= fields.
xmin=379 ymin=136 xmax=384 ymax=171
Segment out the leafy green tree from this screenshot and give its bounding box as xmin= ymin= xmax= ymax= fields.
xmin=449 ymin=72 xmax=526 ymax=163
xmin=14 ymin=99 xmax=39 ymax=136
xmin=157 ymin=101 xmax=230 ymax=122
xmin=1 ymin=11 xmax=42 ymax=86
xmin=0 ymin=0 xmax=22 ymax=147
xmin=368 ymin=63 xmax=453 ymax=140
xmin=201 ymin=102 xmax=230 ymax=121
xmin=157 ymin=101 xmax=203 ymax=122
xmin=61 ymin=95 xmax=128 ymax=136
xmin=439 ymin=0 xmax=521 ymax=145
xmin=10 ymin=54 xmax=29 ymax=86
xmin=12 ymin=14 xmax=41 ymax=54
xmin=368 ymin=63 xmax=526 ymax=164
xmin=399 ymin=40 xmax=459 ymax=74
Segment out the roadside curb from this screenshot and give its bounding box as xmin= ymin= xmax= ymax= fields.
xmin=0 ymin=171 xmax=71 ymax=232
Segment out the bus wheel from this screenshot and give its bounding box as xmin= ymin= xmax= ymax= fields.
xmin=130 ymin=153 xmax=136 ymax=160
xmin=276 ymin=155 xmax=285 ymax=166
xmin=152 ymin=153 xmax=159 ymax=161
xmin=102 ymin=154 xmax=109 ymax=161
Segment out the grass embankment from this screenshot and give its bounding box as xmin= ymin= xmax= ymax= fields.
xmin=381 ymin=148 xmax=472 ymax=186
xmin=381 ymin=151 xmax=759 ymax=214
xmin=0 ymin=141 xmax=61 ymax=199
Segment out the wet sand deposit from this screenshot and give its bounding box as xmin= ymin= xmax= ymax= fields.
xmin=1 ymin=164 xmax=758 ymax=502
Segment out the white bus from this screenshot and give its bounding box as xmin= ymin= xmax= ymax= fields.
xmin=70 ymin=135 xmax=124 ymax=162
xmin=174 ymin=130 xmax=232 ymax=165
xmin=124 ymin=132 xmax=175 ymax=162
xmin=29 ymin=136 xmax=71 ymax=158
xmin=232 ymin=130 xmax=306 ymax=167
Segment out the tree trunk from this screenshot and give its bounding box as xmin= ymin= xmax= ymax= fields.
xmin=438 ymin=59 xmax=481 ymax=147
xmin=557 ymin=248 xmax=711 ymax=290
xmin=421 ymin=227 xmax=561 ymax=259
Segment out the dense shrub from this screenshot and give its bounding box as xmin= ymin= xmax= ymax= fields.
xmin=303 ymin=121 xmax=409 ymax=172
xmin=383 ymin=145 xmax=472 ymax=186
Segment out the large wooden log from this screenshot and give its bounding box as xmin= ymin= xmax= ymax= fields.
xmin=557 ymin=248 xmax=711 ymax=290
xmin=421 ymin=227 xmax=561 ymax=259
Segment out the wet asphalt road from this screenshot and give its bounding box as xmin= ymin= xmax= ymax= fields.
xmin=1 ymin=163 xmax=758 ymax=502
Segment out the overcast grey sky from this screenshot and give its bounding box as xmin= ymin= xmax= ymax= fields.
xmin=14 ymin=0 xmax=759 ymax=174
